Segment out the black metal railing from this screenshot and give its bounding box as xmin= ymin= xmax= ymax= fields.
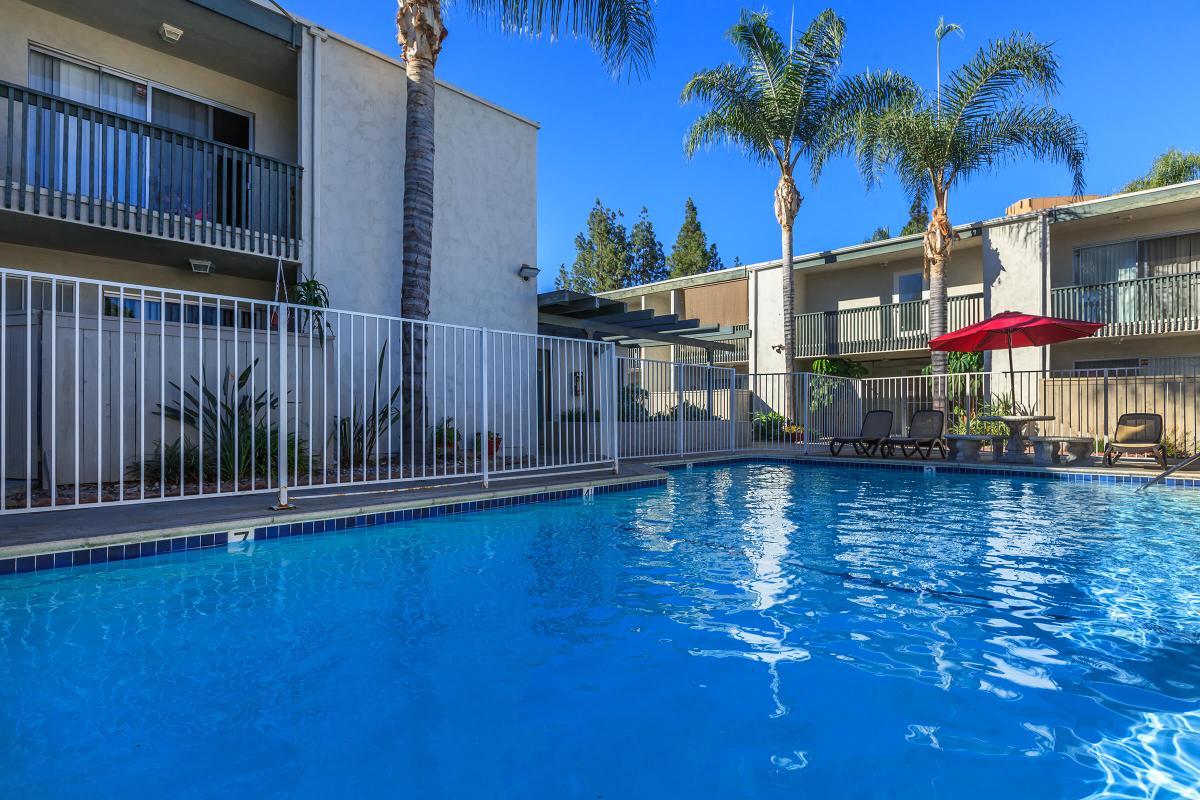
xmin=1 ymin=80 xmax=301 ymax=259
xmin=1052 ymin=272 xmax=1200 ymax=337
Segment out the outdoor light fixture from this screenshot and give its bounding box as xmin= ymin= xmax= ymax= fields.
xmin=189 ymin=258 xmax=213 ymax=274
xmin=159 ymin=23 xmax=183 ymax=44
xmin=517 ymin=263 xmax=540 ymax=282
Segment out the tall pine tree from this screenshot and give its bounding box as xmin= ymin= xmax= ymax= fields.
xmin=556 ymin=200 xmax=631 ymax=292
xmin=668 ymin=198 xmax=722 ymax=278
xmin=629 ymin=207 xmax=667 ymax=285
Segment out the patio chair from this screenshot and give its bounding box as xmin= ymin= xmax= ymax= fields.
xmin=885 ymin=410 xmax=947 ymax=460
xmin=1103 ymin=413 xmax=1167 ymax=468
xmin=829 ymin=410 xmax=893 ymax=457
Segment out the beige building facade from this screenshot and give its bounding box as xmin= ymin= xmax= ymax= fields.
xmin=0 ymin=0 xmax=539 ymax=332
xmin=601 ymin=182 xmax=1200 ymax=380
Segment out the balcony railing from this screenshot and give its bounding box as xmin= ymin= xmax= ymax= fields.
xmin=676 ymin=325 xmax=750 ymax=365
xmin=0 ymin=81 xmax=301 ymax=259
xmin=1052 ymin=272 xmax=1200 ymax=338
xmin=795 ymin=293 xmax=984 ymax=358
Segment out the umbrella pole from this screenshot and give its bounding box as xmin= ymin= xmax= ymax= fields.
xmin=1007 ymin=335 xmax=1016 ymax=409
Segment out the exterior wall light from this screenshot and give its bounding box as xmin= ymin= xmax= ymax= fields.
xmin=517 ymin=263 xmax=540 ymax=282
xmin=159 ymin=23 xmax=184 ymax=44
xmin=189 ymin=259 xmax=213 ymax=274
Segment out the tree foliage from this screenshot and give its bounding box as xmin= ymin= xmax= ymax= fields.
xmin=555 ymin=199 xmax=631 ymax=292
xmin=455 ymin=0 xmax=657 ymax=79
xmin=847 ymin=32 xmax=1087 ymax=206
xmin=899 ymin=195 xmax=929 ymax=236
xmin=681 ymin=9 xmax=915 ymax=376
xmin=1122 ymin=148 xmax=1200 ymax=193
xmin=667 ymin=197 xmax=722 ymax=277
xmin=629 ymin=207 xmax=668 ymax=285
xmin=865 ymin=226 xmax=891 ymax=243
xmin=845 ymin=28 xmax=1086 ymax=384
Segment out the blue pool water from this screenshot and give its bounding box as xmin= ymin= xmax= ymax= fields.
xmin=2 ymin=463 xmax=1199 ymax=798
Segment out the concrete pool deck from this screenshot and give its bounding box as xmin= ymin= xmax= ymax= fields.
xmin=0 ymin=449 xmax=1192 ymax=562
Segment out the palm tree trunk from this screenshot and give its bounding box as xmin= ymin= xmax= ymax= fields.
xmin=924 ymin=192 xmax=954 ymax=410
xmin=397 ymin=1 xmax=446 ymax=463
xmin=775 ymin=173 xmax=801 ymax=424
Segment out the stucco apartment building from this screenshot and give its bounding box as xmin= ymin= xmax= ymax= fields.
xmin=601 ymin=182 xmax=1200 ymax=380
xmin=0 ymin=0 xmax=539 ymax=333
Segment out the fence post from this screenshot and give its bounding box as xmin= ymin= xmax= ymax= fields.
xmin=481 ymin=328 xmax=489 ymax=488
xmin=801 ymin=373 xmax=810 ymax=455
xmin=1102 ymin=368 xmax=1110 ymax=443
xmin=274 ymin=302 xmax=292 ymax=509
xmin=728 ymin=368 xmax=736 ymax=452
xmin=610 ymin=346 xmax=620 ymax=474
xmin=676 ymin=363 xmax=684 ymax=456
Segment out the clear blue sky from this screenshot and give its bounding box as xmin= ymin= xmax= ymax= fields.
xmin=284 ymin=1 xmax=1199 ymax=290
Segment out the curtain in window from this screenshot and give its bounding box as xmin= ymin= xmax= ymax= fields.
xmin=1140 ymin=233 xmax=1200 ymax=276
xmin=150 ymin=90 xmax=210 ymax=221
xmin=27 ymin=52 xmax=99 ymax=196
xmin=26 ymin=53 xmax=147 ymax=204
xmin=1141 ymin=234 xmax=1200 ymax=320
xmin=1074 ymin=242 xmax=1138 ymax=323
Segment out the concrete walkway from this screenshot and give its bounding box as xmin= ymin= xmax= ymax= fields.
xmin=0 ymin=462 xmax=663 ymax=558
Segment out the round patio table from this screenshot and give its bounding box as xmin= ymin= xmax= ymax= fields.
xmin=978 ymin=415 xmax=1055 ymax=463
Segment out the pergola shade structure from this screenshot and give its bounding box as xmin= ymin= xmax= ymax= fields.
xmin=537 ymin=290 xmax=744 ymax=361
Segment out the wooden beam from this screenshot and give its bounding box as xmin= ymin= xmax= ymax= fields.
xmin=538 ymin=312 xmax=736 ymax=351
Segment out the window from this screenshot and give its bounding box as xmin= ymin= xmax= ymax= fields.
xmin=1073 ymin=232 xmax=1200 ymax=324
xmin=25 ymin=47 xmax=254 ymax=226
xmin=893 ymin=271 xmax=925 ymax=333
xmin=1073 ymin=232 xmax=1200 ymax=284
xmin=3 ymin=277 xmax=74 ymax=313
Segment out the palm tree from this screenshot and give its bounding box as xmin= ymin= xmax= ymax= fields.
xmin=850 ymin=30 xmax=1086 ymax=387
xmin=1123 ymin=148 xmax=1200 ymax=193
xmin=681 ymin=9 xmax=913 ymax=418
xmin=395 ymin=0 xmax=655 ymax=324
xmin=394 ymin=0 xmax=655 ymax=453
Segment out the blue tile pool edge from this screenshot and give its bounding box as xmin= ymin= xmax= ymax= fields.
xmin=652 ymin=452 xmax=1200 ymax=489
xmin=0 ymin=478 xmax=667 ymax=579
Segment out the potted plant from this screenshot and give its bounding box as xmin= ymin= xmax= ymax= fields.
xmin=433 ymin=417 xmax=459 ymax=454
xmin=782 ymin=423 xmax=805 ymax=444
xmin=475 ymin=430 xmax=502 ymax=458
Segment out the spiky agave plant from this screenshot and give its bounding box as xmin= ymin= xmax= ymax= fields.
xmin=142 ymin=360 xmax=310 ymax=488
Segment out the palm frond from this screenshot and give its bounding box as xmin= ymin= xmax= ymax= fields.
xmin=951 ymin=104 xmax=1087 ymax=195
xmin=811 ymin=68 xmax=920 ymax=183
xmin=940 ymin=32 xmax=1061 ymax=136
xmin=681 ymin=64 xmax=780 ymax=168
xmin=462 ymin=0 xmax=656 ymax=79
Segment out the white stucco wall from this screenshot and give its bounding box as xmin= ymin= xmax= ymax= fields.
xmin=301 ymin=31 xmax=538 ymax=334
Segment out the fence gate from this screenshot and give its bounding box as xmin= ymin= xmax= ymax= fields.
xmin=616 ymin=356 xmax=735 ymax=458
xmin=734 ymin=372 xmax=859 ymax=451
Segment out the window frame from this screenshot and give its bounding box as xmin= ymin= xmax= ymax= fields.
xmin=27 ymin=43 xmax=256 ymax=148
xmin=1072 ymin=228 xmax=1200 ymax=285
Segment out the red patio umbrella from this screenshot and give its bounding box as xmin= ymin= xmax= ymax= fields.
xmin=928 ymin=311 xmax=1104 ymax=390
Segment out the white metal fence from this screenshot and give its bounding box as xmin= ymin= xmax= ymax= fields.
xmin=0 ymin=267 xmax=618 ymax=512
xmin=616 ymin=356 xmax=736 ymax=457
xmin=7 ymin=265 xmax=1200 ymax=514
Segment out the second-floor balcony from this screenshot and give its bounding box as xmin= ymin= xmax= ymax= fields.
xmin=1052 ymin=272 xmax=1200 ymax=338
xmin=676 ymin=325 xmax=750 ymax=365
xmin=0 ymin=81 xmax=301 ymax=260
xmin=795 ymin=293 xmax=985 ymax=358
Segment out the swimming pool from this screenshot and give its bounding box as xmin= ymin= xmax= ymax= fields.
xmin=1 ymin=462 xmax=1198 ymax=798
